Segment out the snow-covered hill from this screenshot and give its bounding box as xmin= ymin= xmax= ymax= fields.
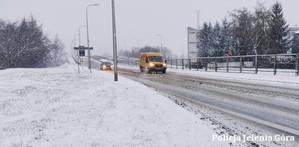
xmin=0 ymin=62 xmax=228 ymax=146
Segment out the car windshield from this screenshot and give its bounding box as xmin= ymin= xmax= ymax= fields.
xmin=102 ymin=62 xmax=111 ymax=65
xmin=148 ymin=56 xmax=163 ymax=62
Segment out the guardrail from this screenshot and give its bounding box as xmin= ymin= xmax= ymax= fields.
xmin=118 ymin=54 xmax=299 ymax=76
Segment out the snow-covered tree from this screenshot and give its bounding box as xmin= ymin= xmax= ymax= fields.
xmin=0 ymin=16 xmax=66 ymax=69
xmin=212 ymin=22 xmax=223 ymax=56
xmin=268 ymin=2 xmax=291 ymax=54
xmin=292 ymin=33 xmax=299 ymax=54
xmin=220 ymin=17 xmax=233 ymax=56
xmin=230 ymin=8 xmax=255 ymax=55
xmin=47 ymin=35 xmax=67 ymax=66
xmin=252 ymin=2 xmax=271 ymax=55
xmin=198 ymin=22 xmax=213 ymax=57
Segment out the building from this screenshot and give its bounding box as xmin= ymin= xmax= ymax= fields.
xmin=292 ymin=30 xmax=299 ymax=54
xmin=288 ymin=27 xmax=299 ymax=54
xmin=187 ymin=27 xmax=199 ymax=61
xmin=289 ymin=26 xmax=299 ymax=37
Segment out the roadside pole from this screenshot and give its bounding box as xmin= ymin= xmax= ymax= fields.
xmin=215 ymin=57 xmax=218 ymax=72
xmin=197 ymin=58 xmax=199 ymax=71
xmin=189 ymin=58 xmax=191 ymax=70
xmin=74 ymin=46 xmax=93 ymax=74
xmin=226 ymin=57 xmax=229 ymax=72
xmin=240 ymin=56 xmax=242 ymax=73
xmin=296 ymin=53 xmax=299 ymax=76
xmin=182 ymin=59 xmax=184 ymax=70
xmin=77 ymin=52 xmax=80 ymax=73
xmin=274 ymin=54 xmax=277 ymax=76
xmin=176 ymin=59 xmax=178 ymax=69
xmin=255 ymin=55 xmax=258 ymax=74
xmin=112 ymin=0 xmax=118 ymax=81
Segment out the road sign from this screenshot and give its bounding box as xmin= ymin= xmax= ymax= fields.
xmin=74 ymin=46 xmax=93 ymax=50
xmin=79 ymin=50 xmax=85 ymax=56
xmin=228 ymin=50 xmax=233 ymax=56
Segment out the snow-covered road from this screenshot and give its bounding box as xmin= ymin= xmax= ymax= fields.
xmin=118 ymin=68 xmax=299 ymax=135
xmin=107 ymin=62 xmax=299 ymax=146
xmin=0 ymin=63 xmax=229 ymax=146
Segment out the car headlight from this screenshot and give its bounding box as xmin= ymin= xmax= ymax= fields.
xmin=149 ymin=63 xmax=154 ymax=67
xmin=163 ymin=63 xmax=167 ymax=66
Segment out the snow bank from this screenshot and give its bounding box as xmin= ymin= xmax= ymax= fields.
xmin=0 ymin=62 xmax=228 ymax=146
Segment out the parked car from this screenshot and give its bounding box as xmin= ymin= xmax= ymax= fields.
xmin=185 ymin=62 xmax=203 ymax=69
xmin=100 ymin=62 xmax=113 ymax=70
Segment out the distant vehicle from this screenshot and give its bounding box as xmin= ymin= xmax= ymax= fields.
xmin=139 ymin=52 xmax=167 ymax=73
xmin=100 ymin=62 xmax=113 ymax=70
xmin=185 ymin=62 xmax=203 ymax=69
xmin=208 ymin=61 xmax=215 ymax=69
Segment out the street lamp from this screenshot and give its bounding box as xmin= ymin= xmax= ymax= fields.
xmin=135 ymin=39 xmax=140 ymax=50
xmin=86 ymin=4 xmax=99 ymax=73
xmin=156 ymin=34 xmax=163 ymax=55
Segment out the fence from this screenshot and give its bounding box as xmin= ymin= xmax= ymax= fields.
xmin=118 ymin=54 xmax=299 ymax=76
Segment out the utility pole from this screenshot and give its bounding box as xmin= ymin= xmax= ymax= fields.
xmin=156 ymin=34 xmax=163 ymax=57
xmin=112 ymin=0 xmax=118 ymax=81
xmin=86 ymin=4 xmax=99 ymax=73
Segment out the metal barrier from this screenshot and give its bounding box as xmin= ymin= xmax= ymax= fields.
xmin=118 ymin=54 xmax=299 ymax=76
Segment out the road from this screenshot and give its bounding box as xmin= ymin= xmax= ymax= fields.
xmin=85 ymin=57 xmax=299 ymax=138
xmin=117 ymin=67 xmax=299 ymax=136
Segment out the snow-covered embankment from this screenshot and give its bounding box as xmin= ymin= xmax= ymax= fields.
xmin=0 ymin=61 xmax=228 ymax=146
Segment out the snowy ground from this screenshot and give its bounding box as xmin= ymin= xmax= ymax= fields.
xmin=0 ymin=61 xmax=230 ymax=146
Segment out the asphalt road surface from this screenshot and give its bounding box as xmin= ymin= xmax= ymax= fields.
xmin=117 ymin=67 xmax=299 ymax=137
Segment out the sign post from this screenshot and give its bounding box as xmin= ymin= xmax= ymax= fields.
xmin=74 ymin=46 xmax=93 ymax=73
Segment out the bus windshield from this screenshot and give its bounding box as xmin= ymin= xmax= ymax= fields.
xmin=148 ymin=56 xmax=163 ymax=62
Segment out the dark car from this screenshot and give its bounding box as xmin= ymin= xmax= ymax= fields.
xmin=100 ymin=62 xmax=113 ymax=70
xmin=185 ymin=62 xmax=203 ymax=69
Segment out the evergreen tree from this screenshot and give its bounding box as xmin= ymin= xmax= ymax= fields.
xmin=292 ymin=33 xmax=299 ymax=54
xmin=268 ymin=2 xmax=290 ymax=54
xmin=198 ymin=22 xmax=213 ymax=57
xmin=220 ymin=18 xmax=233 ymax=55
xmin=212 ymin=22 xmax=223 ymax=56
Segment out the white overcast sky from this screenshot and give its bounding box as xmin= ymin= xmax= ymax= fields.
xmin=1 ymin=0 xmax=299 ymax=57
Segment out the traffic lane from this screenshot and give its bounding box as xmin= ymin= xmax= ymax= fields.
xmin=118 ymin=68 xmax=299 ymax=136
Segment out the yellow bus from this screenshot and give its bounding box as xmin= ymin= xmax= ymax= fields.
xmin=139 ymin=52 xmax=167 ymax=73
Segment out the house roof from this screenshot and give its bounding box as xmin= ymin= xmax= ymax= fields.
xmin=187 ymin=27 xmax=199 ymax=32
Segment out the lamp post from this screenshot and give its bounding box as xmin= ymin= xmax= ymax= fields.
xmin=135 ymin=39 xmax=140 ymax=50
xmin=112 ymin=0 xmax=118 ymax=81
xmin=86 ymin=4 xmax=99 ymax=73
xmin=156 ymin=34 xmax=163 ymax=56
